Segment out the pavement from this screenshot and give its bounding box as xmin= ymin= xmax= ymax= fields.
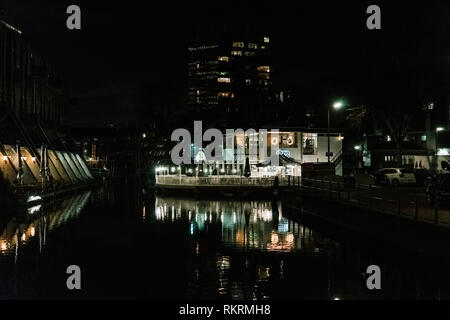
xmin=292 ymin=183 xmax=450 ymax=227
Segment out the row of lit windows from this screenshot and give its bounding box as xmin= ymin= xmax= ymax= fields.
xmin=230 ymin=50 xmax=261 ymax=57
xmin=233 ymin=43 xmax=258 ymax=49
xmin=232 ymin=38 xmax=270 ymax=49
xmin=221 ymin=49 xmax=265 ymax=59
xmin=257 ymin=66 xmax=270 ymax=72
xmin=190 ymin=76 xmax=271 ymax=86
xmin=217 ymin=77 xmax=231 ymax=83
xmin=189 ymin=61 xmax=219 ymax=69
xmin=218 ymin=92 xmax=235 ymax=98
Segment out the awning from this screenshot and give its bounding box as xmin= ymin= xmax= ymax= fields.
xmin=256 ymin=154 xmax=302 ymax=167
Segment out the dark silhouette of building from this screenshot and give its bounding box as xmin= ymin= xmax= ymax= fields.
xmin=187 ymin=29 xmax=274 ymax=129
xmin=0 ymin=15 xmax=66 ymax=130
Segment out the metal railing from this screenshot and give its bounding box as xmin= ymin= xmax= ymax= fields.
xmin=155 ymin=175 xmax=290 ymax=187
xmin=286 ymin=177 xmax=450 ymax=227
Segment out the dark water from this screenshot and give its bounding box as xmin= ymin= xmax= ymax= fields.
xmin=1 ymin=180 xmax=450 ymax=300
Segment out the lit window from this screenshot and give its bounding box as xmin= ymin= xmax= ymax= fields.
xmin=218 ymin=56 xmax=229 ymax=62
xmin=244 ymin=51 xmax=256 ymax=56
xmin=421 ymin=135 xmax=427 ymax=142
xmin=264 ymin=37 xmax=270 ymax=43
xmin=257 ymin=66 xmax=270 ymax=72
xmin=218 ymin=92 xmax=230 ymax=98
xmin=231 ymin=51 xmax=242 ymax=56
xmin=245 ymin=79 xmax=252 ymax=85
xmin=260 ymin=45 xmax=266 ymax=49
xmin=196 ymin=63 xmax=200 ymax=69
xmin=303 ymin=134 xmax=317 ymax=155
xmin=386 ymin=135 xmax=391 ymax=142
xmin=232 ymin=42 xmax=245 ymax=48
xmin=217 ymin=77 xmax=231 ymax=83
xmin=248 ymin=43 xmax=257 ymax=49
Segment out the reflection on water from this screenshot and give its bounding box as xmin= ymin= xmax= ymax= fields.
xmin=154 ymin=196 xmax=337 ymax=300
xmin=155 ymin=197 xmax=329 ymax=253
xmin=0 ymin=192 xmax=92 ymax=258
xmin=1 ymin=183 xmax=450 ymax=300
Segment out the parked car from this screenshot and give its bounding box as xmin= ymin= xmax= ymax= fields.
xmin=425 ymin=174 xmax=450 ymax=204
xmin=372 ymin=168 xmax=416 ymax=186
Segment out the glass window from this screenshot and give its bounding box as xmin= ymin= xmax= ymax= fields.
xmin=257 ymin=66 xmax=270 ymax=72
xmin=248 ymin=43 xmax=258 ymax=49
xmin=218 ymin=56 xmax=229 ymax=62
xmin=302 ymin=134 xmax=317 ymax=155
xmin=263 ymin=37 xmax=270 ymax=43
xmin=217 ymin=77 xmax=231 ymax=83
xmin=400 ymin=169 xmax=414 ymax=174
xmin=281 ymin=133 xmax=296 ymax=148
xmin=231 ymin=50 xmax=242 ymax=56
xmin=232 ymin=42 xmax=245 ymax=48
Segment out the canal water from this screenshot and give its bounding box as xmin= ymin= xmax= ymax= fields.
xmin=1 ymin=179 xmax=450 ymax=300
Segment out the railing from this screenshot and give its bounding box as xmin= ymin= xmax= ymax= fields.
xmin=156 ymin=175 xmax=290 ymax=187
xmin=286 ymin=177 xmax=450 ymax=227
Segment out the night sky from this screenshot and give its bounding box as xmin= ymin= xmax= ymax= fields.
xmin=2 ymin=1 xmax=450 ymax=127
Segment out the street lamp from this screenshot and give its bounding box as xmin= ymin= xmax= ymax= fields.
xmin=328 ymin=101 xmax=343 ymax=162
xmin=436 ymin=127 xmax=445 ymax=155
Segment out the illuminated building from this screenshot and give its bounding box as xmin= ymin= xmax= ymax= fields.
xmin=187 ymin=33 xmax=273 ymax=128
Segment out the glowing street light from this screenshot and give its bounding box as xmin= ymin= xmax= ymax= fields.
xmin=436 ymin=127 xmax=445 ymax=156
xmin=328 ymin=101 xmax=345 ymax=162
xmin=333 ymin=102 xmax=343 ymax=109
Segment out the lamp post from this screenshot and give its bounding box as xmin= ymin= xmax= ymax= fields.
xmin=328 ymin=102 xmax=343 ymax=162
xmin=436 ymin=127 xmax=444 ymax=155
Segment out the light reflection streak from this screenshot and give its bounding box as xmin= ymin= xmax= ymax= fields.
xmin=0 ymin=191 xmax=92 ymax=257
xmin=154 ymin=197 xmax=323 ymax=253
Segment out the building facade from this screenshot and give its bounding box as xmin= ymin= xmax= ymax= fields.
xmin=187 ymin=35 xmax=273 ymax=128
xmin=187 ymin=128 xmax=344 ymax=177
xmin=0 ymin=18 xmax=66 ymax=129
